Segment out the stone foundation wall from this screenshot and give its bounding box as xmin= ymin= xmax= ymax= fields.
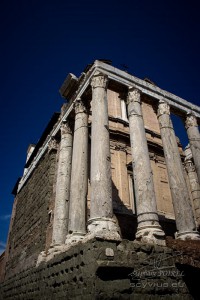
xmin=0 ymin=239 xmax=197 ymax=299
xmin=4 ymin=150 xmax=57 ymax=279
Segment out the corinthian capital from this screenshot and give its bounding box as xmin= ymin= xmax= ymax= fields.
xmin=127 ymin=87 xmax=141 ymax=104
xmin=48 ymin=137 xmax=58 ymax=153
xmin=74 ymin=99 xmax=87 ymax=114
xmin=60 ymin=121 xmax=72 ymax=135
xmin=185 ymin=159 xmax=196 ymax=173
xmin=91 ymin=73 xmax=108 ymax=89
xmin=185 ymin=113 xmax=198 ymax=129
xmin=157 ymin=100 xmax=170 ymax=116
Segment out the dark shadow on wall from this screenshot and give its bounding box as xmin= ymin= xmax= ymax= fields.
xmin=112 ymin=180 xmax=137 ymax=241
xmin=176 ymin=264 xmax=200 ymax=300
xmin=159 ymin=216 xmax=176 ymax=238
xmin=112 ymin=180 xmax=177 ymax=241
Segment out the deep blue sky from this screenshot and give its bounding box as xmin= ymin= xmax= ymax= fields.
xmin=0 ymin=0 xmax=200 ymax=253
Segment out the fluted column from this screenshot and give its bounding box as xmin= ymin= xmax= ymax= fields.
xmin=185 ymin=113 xmax=200 ymax=183
xmin=66 ymin=99 xmax=88 ymax=243
xmin=51 ymin=122 xmax=73 ymax=246
xmin=127 ymin=88 xmax=165 ymax=245
xmin=88 ymin=73 xmax=121 ymax=240
xmin=157 ymin=100 xmax=199 ymax=240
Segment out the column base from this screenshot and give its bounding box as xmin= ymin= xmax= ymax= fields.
xmin=46 ymin=243 xmax=75 ymax=261
xmin=65 ymin=232 xmax=86 ymax=244
xmin=136 ymin=225 xmax=166 ymax=246
xmin=175 ymin=230 xmax=200 ymax=240
xmin=87 ymin=217 xmax=121 ymax=241
xmin=36 ymin=251 xmax=47 ymax=266
xmin=47 ymin=243 xmax=66 ymax=255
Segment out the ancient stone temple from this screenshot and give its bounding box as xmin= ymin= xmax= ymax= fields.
xmin=1 ymin=60 xmax=200 ymax=299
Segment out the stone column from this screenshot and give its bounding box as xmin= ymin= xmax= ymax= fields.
xmin=157 ymin=100 xmax=199 ymax=240
xmin=185 ymin=113 xmax=200 ymax=183
xmin=51 ymin=122 xmax=73 ymax=246
xmin=66 ymin=99 xmax=88 ymax=243
xmin=127 ymin=88 xmax=165 ymax=245
xmin=184 ymin=151 xmax=200 ymax=228
xmin=88 ymin=73 xmax=121 ymax=240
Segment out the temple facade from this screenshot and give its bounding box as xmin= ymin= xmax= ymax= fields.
xmin=1 ymin=60 xmax=200 ymax=299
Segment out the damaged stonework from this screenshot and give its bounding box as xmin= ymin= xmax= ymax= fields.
xmin=127 ymin=88 xmax=165 ymax=246
xmin=51 ymin=122 xmax=73 ymax=247
xmin=1 ymin=61 xmax=200 ymax=298
xmin=66 ymin=99 xmax=89 ymax=243
xmin=1 ymin=239 xmax=199 ymax=300
xmin=185 ymin=113 xmax=200 ymax=183
xmin=158 ymin=101 xmax=199 ymax=240
xmin=88 ymin=73 xmax=121 ymax=241
xmin=184 ymin=146 xmax=200 ymax=228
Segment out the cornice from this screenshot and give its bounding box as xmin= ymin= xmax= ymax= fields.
xmin=93 ymin=60 xmax=200 ymax=119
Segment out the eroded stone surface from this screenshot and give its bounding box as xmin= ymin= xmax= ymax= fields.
xmin=51 ymin=122 xmax=73 ymax=245
xmin=67 ymin=99 xmax=88 ymax=240
xmin=89 ymin=73 xmax=121 ymax=238
xmin=87 ymin=217 xmax=121 ymax=241
xmin=185 ymin=113 xmax=200 ymax=183
xmin=2 ymin=62 xmax=200 ymax=299
xmin=136 ymin=226 xmax=166 ymax=246
xmin=184 ymin=155 xmax=200 ymax=228
xmin=1 ymin=239 xmax=198 ymax=300
xmin=158 ymin=101 xmax=199 ymax=240
xmin=127 ymin=87 xmax=165 ymax=245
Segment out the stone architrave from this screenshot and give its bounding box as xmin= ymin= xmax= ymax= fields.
xmin=185 ymin=113 xmax=200 ymax=183
xmin=157 ymin=101 xmax=200 ymax=240
xmin=127 ymin=87 xmax=165 ymax=246
xmin=51 ymin=122 xmax=73 ymax=247
xmin=88 ymin=73 xmax=121 ymax=240
xmin=66 ymin=99 xmax=88 ymax=243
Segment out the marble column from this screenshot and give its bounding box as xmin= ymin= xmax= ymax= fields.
xmin=127 ymin=87 xmax=165 ymax=245
xmin=185 ymin=113 xmax=200 ymax=183
xmin=88 ymin=73 xmax=121 ymax=240
xmin=157 ymin=100 xmax=199 ymax=240
xmin=51 ymin=122 xmax=73 ymax=246
xmin=66 ymin=99 xmax=88 ymax=243
xmin=184 ymin=149 xmax=200 ymax=228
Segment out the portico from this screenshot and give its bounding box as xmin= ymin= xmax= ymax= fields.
xmin=34 ymin=61 xmax=200 ymax=261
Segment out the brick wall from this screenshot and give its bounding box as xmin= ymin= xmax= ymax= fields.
xmin=4 ymin=150 xmax=57 ymax=279
xmin=0 ymin=239 xmax=197 ymax=299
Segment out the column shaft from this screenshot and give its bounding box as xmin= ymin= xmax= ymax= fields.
xmin=157 ymin=101 xmax=199 ymax=240
xmin=52 ymin=122 xmax=73 ymax=245
xmin=185 ymin=114 xmax=200 ymax=183
xmin=127 ymin=88 xmax=165 ymax=245
xmin=185 ymin=158 xmax=200 ymax=228
xmin=67 ymin=99 xmax=88 ymax=242
xmin=88 ymin=73 xmax=120 ymax=240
